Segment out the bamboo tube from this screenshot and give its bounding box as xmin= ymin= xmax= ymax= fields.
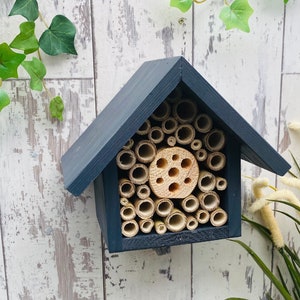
xmin=167 ymin=136 xmax=176 ymax=147
xmin=204 ymin=129 xmax=226 ymax=152
xmin=137 ymin=120 xmax=151 ymax=135
xmin=136 ymin=184 xmax=151 ymax=199
xmin=151 ymin=101 xmax=171 ymax=121
xmin=149 ymin=147 xmax=199 ymax=199
xmin=198 ymin=170 xmax=216 ymax=192
xmin=194 ymin=113 xmax=213 ymax=133
xmin=155 ymin=219 xmax=167 ymax=235
xmin=198 ymin=191 xmax=220 ymax=212
xmin=210 ymin=208 xmax=228 ymax=227
xmin=128 ymin=163 xmax=149 ymax=185
xmin=216 ymin=177 xmax=228 ymax=191
xmin=116 ymin=149 xmax=136 ymax=170
xmin=175 ymin=124 xmax=196 ymax=145
xmin=186 ymin=215 xmax=198 ymax=230
xmin=191 ymin=139 xmax=202 ymax=151
xmin=162 ymin=117 xmax=178 ymax=134
xmin=134 ymin=198 xmax=155 ymax=219
xmin=122 ymin=220 xmax=139 ymax=237
xmin=195 ymin=148 xmax=207 ymax=162
xmin=164 ymin=208 xmax=187 ymax=232
xmin=135 ymin=140 xmax=157 ymax=164
xmin=148 ymin=126 xmax=165 ymax=144
xmin=155 ymin=198 xmax=174 ymax=217
xmin=180 ymin=194 xmax=199 ymax=213
xmin=122 ymin=138 xmax=134 ymax=150
xmin=120 ymin=203 xmax=136 ymax=221
xmin=172 ymin=99 xmax=198 ymax=124
xmin=206 ymin=152 xmax=226 ymax=171
xmin=195 ymin=209 xmax=210 ymax=224
xmin=139 ymin=219 xmax=154 ymax=233
xmin=119 ymin=179 xmax=135 ymax=198
xmin=120 ymin=197 xmax=130 ymax=206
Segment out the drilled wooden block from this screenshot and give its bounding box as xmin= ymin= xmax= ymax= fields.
xmin=149 ymin=147 xmax=199 ymax=199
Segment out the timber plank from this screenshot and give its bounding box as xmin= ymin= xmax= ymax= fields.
xmin=0 ymin=80 xmax=103 ymax=299
xmin=192 ymin=0 xmax=285 ymax=298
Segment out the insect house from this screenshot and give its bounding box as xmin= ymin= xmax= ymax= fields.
xmin=61 ymin=56 xmax=290 ymax=253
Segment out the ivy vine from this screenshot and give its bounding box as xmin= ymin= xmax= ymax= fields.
xmin=0 ymin=0 xmax=77 ymax=120
xmin=170 ymin=0 xmax=289 ymax=33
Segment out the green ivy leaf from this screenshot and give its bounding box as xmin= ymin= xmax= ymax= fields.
xmin=39 ymin=15 xmax=77 ymax=56
xmin=219 ymin=0 xmax=254 ymax=33
xmin=0 ymin=43 xmax=26 ymax=80
xmin=21 ymin=57 xmax=46 ymax=91
xmin=10 ymin=21 xmax=39 ymax=54
xmin=9 ymin=0 xmax=39 ymax=21
xmin=50 ymin=96 xmax=64 ymax=121
xmin=170 ymin=0 xmax=193 ymax=13
xmin=0 ymin=89 xmax=11 ymax=112
xmin=284 ymin=0 xmax=289 ymax=3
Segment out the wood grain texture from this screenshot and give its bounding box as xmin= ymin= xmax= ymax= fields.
xmin=0 ymin=80 xmax=103 ymax=299
xmin=0 ymin=0 xmax=298 ymax=299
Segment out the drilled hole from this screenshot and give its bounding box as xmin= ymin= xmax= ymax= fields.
xmin=168 ymin=167 xmax=179 ymax=177
xmin=172 ymin=154 xmax=179 ymax=161
xmin=157 ymin=158 xmax=168 ymax=168
xmin=169 ymin=182 xmax=179 ymax=193
xmin=181 ymin=158 xmax=192 ymax=168
xmin=156 ymin=178 xmax=164 ymax=184
xmin=184 ymin=178 xmax=191 ymax=184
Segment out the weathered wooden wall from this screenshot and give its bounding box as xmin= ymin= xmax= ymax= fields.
xmin=0 ymin=0 xmax=299 ymax=299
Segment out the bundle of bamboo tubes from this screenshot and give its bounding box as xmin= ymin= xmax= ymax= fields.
xmin=116 ymin=88 xmax=228 ymax=238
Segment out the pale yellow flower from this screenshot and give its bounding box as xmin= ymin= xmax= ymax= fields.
xmin=288 ymin=121 xmax=300 ymax=132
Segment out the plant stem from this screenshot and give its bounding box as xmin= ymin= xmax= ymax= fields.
xmin=224 ymin=0 xmax=230 ymax=6
xmin=39 ymin=11 xmax=49 ymax=28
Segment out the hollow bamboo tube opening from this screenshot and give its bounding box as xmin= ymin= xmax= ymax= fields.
xmin=151 ymin=101 xmax=171 ymax=121
xmin=195 ymin=209 xmax=210 ymax=224
xmin=135 ymin=140 xmax=157 ymax=163
xmin=198 ymin=191 xmax=220 ymax=212
xmin=155 ymin=198 xmax=174 ymax=217
xmin=122 ymin=138 xmax=134 ymax=150
xmin=167 ymin=136 xmax=176 ymax=147
xmin=120 ymin=197 xmax=130 ymax=206
xmin=162 ymin=117 xmax=178 ymax=134
xmin=139 ymin=219 xmax=154 ymax=233
xmin=134 ymin=198 xmax=155 ymax=219
xmin=194 ymin=114 xmax=213 ymax=133
xmin=186 ymin=215 xmax=198 ymax=230
xmin=155 ymin=220 xmax=167 ymax=235
xmin=120 ymin=203 xmax=136 ymax=221
xmin=128 ymin=164 xmax=149 ymax=185
xmin=137 ymin=120 xmax=151 ymax=135
xmin=191 ymin=139 xmax=202 ymax=151
xmin=195 ymin=148 xmax=207 ymax=162
xmin=164 ymin=209 xmax=187 ymax=232
xmin=122 ymin=220 xmax=139 ymax=237
xmin=206 ymin=152 xmax=226 ymax=171
xmin=172 ymin=99 xmax=198 ymax=124
xmin=175 ymin=124 xmax=196 ymax=145
xmin=198 ymin=170 xmax=216 ymax=192
xmin=119 ymin=179 xmax=135 ymax=198
xmin=204 ymin=129 xmax=226 ymax=152
xmin=216 ymin=177 xmax=228 ymax=191
xmin=136 ymin=184 xmax=151 ymax=200
xmin=116 ymin=149 xmax=136 ymax=170
xmin=181 ymin=194 xmax=199 ymax=213
xmin=148 ymin=126 xmax=165 ymax=144
xmin=210 ymin=208 xmax=228 ymax=227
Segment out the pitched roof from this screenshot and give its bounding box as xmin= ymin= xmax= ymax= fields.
xmin=61 ymin=56 xmax=290 ymax=196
